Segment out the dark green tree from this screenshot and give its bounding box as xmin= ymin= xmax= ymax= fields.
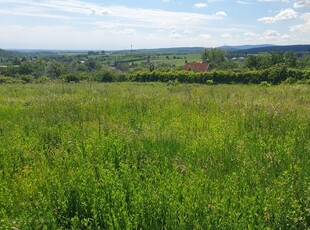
xmin=284 ymin=51 xmax=297 ymax=67
xmin=47 ymin=62 xmax=64 ymax=79
xmin=18 ymin=62 xmax=34 ymax=75
xmin=202 ymin=48 xmax=227 ymax=69
xmin=244 ymin=55 xmax=259 ymax=69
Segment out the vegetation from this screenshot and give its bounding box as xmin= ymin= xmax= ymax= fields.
xmin=129 ymin=67 xmax=310 ymax=85
xmin=0 ymin=46 xmax=309 ymax=86
xmin=0 ymin=83 xmax=309 ymax=229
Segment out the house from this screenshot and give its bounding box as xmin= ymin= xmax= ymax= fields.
xmin=183 ymin=62 xmax=209 ymax=72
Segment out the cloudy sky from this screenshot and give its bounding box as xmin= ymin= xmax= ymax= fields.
xmin=0 ymin=0 xmax=309 ymax=50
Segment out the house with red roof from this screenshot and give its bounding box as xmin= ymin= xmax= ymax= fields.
xmin=183 ymin=62 xmax=209 ymax=72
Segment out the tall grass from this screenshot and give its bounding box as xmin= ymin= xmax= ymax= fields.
xmin=0 ymin=83 xmax=309 ymax=229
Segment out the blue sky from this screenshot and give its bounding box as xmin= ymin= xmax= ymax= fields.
xmin=0 ymin=0 xmax=309 ymax=50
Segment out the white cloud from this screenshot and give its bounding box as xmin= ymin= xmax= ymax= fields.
xmin=119 ymin=29 xmax=137 ymax=35
xmin=221 ymin=33 xmax=232 ymax=37
xmin=0 ymin=0 xmax=221 ymax=33
xmin=198 ymin=33 xmax=212 ymax=39
xmin=262 ymin=29 xmax=281 ymax=40
xmin=184 ymin=29 xmax=193 ymax=34
xmin=281 ymin=34 xmax=290 ymax=39
xmin=257 ymin=0 xmax=289 ymax=2
xmin=1 ymin=0 xmax=308 ymax=48
xmin=257 ymin=8 xmax=297 ymax=23
xmin=290 ymin=13 xmax=310 ymax=32
xmin=194 ymin=3 xmax=208 ymax=8
xmin=169 ymin=33 xmax=183 ymax=39
xmin=236 ymin=1 xmax=252 ymax=4
xmin=208 ymin=0 xmax=226 ymax=2
xmin=244 ymin=32 xmax=259 ymax=36
xmin=293 ymin=0 xmax=310 ymax=8
xmin=216 ymin=11 xmax=227 ymax=17
xmin=0 ymin=8 xmax=76 ymax=20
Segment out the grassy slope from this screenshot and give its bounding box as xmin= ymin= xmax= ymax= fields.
xmin=0 ymin=83 xmax=309 ymax=229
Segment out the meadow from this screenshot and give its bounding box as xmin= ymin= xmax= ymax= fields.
xmin=0 ymin=82 xmax=309 ymax=229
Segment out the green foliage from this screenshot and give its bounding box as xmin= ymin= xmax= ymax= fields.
xmin=0 ymin=83 xmax=309 ymax=229
xmin=167 ymin=79 xmax=180 ymax=86
xmin=206 ymin=79 xmax=214 ymax=85
xmin=95 ymin=69 xmax=115 ymax=82
xmin=0 ymin=48 xmax=17 ymax=59
xmin=244 ymin=51 xmax=298 ymax=69
xmin=35 ymin=76 xmax=51 ymax=84
xmin=0 ymin=75 xmax=24 ymax=84
xmin=128 ymin=67 xmax=308 ymax=85
xmin=202 ymin=48 xmax=227 ymax=69
xmin=47 ymin=62 xmax=64 ymax=79
xmin=18 ymin=62 xmax=34 ymax=75
xmin=62 ymin=73 xmax=88 ymax=83
xmin=18 ymin=74 xmax=34 ymax=83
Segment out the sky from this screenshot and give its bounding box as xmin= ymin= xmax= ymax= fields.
xmin=0 ymin=0 xmax=309 ymax=50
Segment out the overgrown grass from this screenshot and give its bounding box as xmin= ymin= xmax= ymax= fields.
xmin=0 ymin=82 xmax=309 ymax=229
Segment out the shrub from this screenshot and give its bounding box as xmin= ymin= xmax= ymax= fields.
xmin=95 ymin=69 xmax=116 ymax=82
xmin=62 ymin=73 xmax=88 ymax=83
xmin=35 ymin=76 xmax=51 ymax=84
xmin=206 ymin=79 xmax=214 ymax=85
xmin=260 ymin=81 xmax=271 ymax=87
xmin=19 ymin=75 xmax=34 ymax=83
xmin=0 ymin=75 xmax=23 ymax=84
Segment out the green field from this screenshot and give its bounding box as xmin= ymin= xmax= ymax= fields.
xmin=0 ymin=83 xmax=309 ymax=229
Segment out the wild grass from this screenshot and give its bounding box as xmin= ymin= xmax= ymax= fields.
xmin=0 ymin=82 xmax=309 ymax=229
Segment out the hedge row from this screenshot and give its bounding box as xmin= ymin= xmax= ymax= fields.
xmin=128 ymin=67 xmax=310 ymax=85
xmin=1 ymin=67 xmax=309 ymax=85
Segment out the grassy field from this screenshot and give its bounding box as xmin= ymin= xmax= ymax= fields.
xmin=0 ymin=82 xmax=309 ymax=229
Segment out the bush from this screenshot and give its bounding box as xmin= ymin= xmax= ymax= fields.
xmin=283 ymin=77 xmax=296 ymax=84
xmin=19 ymin=75 xmax=34 ymax=83
xmin=0 ymin=75 xmax=23 ymax=84
xmin=95 ymin=69 xmax=116 ymax=82
xmin=62 ymin=73 xmax=88 ymax=83
xmin=206 ymin=79 xmax=214 ymax=85
xmin=35 ymin=76 xmax=51 ymax=84
xmin=260 ymin=81 xmax=271 ymax=87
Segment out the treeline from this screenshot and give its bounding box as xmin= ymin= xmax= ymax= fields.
xmin=1 ymin=65 xmax=309 ymax=85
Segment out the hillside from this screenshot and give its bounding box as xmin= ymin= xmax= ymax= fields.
xmin=0 ymin=48 xmax=17 ymax=58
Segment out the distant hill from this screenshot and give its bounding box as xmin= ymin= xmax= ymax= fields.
xmin=0 ymin=48 xmax=17 ymax=58
xmin=220 ymin=44 xmax=274 ymax=52
xmin=143 ymin=47 xmax=205 ymax=53
xmin=230 ymin=45 xmax=310 ymax=54
xmin=116 ymin=47 xmax=205 ymax=54
xmin=226 ymin=45 xmax=310 ymax=54
xmin=141 ymin=44 xmax=310 ymax=54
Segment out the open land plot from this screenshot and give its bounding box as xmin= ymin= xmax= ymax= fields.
xmin=0 ymin=83 xmax=309 ymax=229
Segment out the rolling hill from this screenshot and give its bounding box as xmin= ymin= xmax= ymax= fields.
xmin=0 ymin=48 xmax=18 ymax=58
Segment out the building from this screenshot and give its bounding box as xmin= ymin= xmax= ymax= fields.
xmin=183 ymin=62 xmax=209 ymax=72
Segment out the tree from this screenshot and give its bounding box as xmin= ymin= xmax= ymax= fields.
xmin=271 ymin=51 xmax=284 ymax=65
xmin=244 ymin=55 xmax=259 ymax=69
xmin=32 ymin=57 xmax=46 ymax=78
xmin=86 ymin=58 xmax=97 ymax=71
xmin=202 ymin=48 xmax=227 ymax=69
xmin=284 ymin=51 xmax=297 ymax=68
xmin=47 ymin=62 xmax=64 ymax=79
xmin=18 ymin=62 xmax=34 ymax=75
